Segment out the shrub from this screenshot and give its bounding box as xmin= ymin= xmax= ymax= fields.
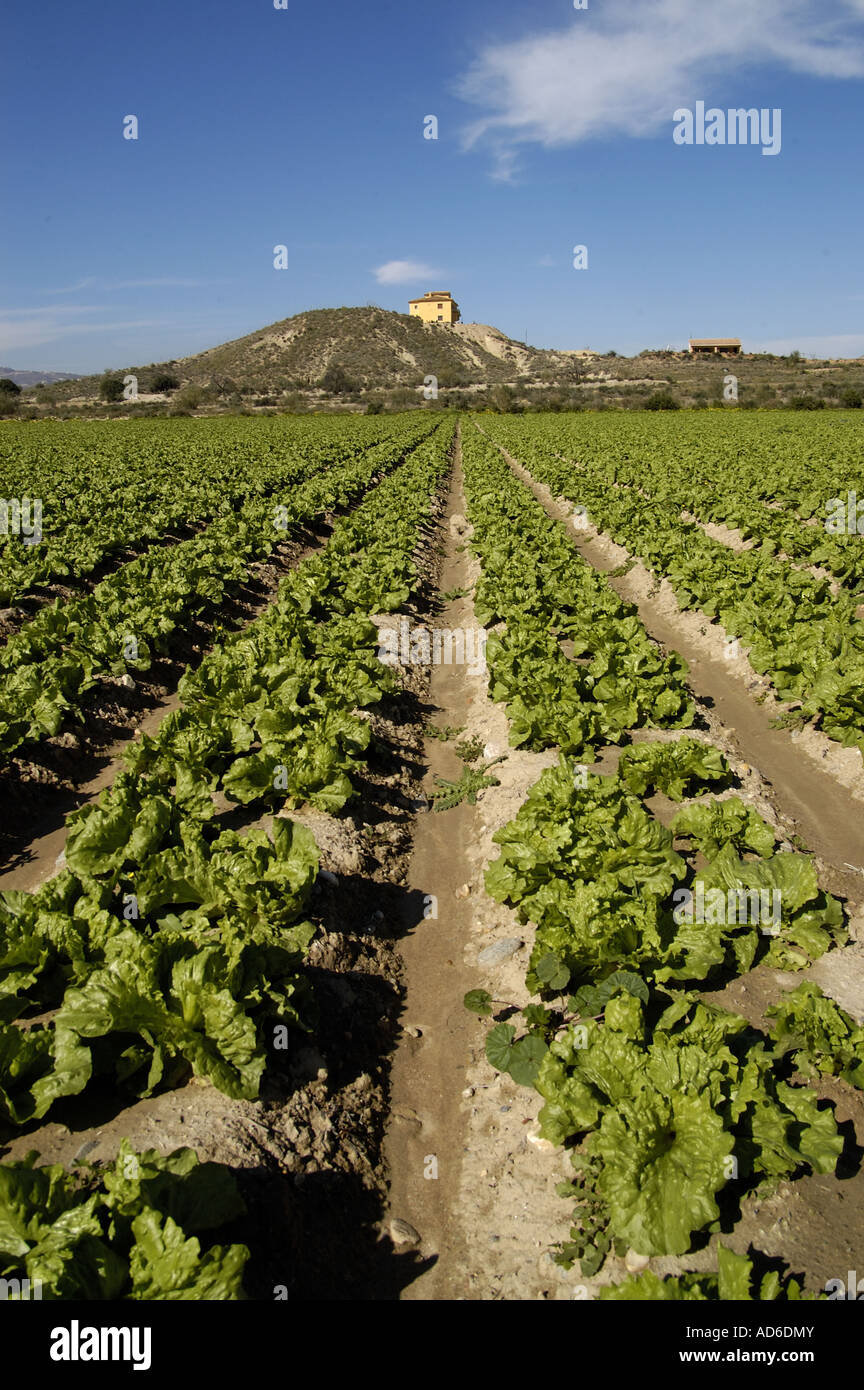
xmin=435 ymin=367 xmax=470 ymax=389
xmin=0 ymin=378 xmax=21 ymax=395
xmin=174 ymin=385 xmax=203 ymax=411
xmin=644 ymin=391 xmax=680 ymax=411
xmin=841 ymin=389 xmax=863 ymax=409
xmin=318 ymin=363 xmax=358 ymax=395
xmin=99 ymin=373 xmax=125 ymax=403
xmin=150 ymin=372 xmax=180 ymax=393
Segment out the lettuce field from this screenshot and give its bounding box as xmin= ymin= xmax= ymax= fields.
xmin=0 ymin=409 xmax=863 ymax=1302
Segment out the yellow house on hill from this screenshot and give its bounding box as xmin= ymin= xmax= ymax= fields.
xmin=409 ymin=291 xmax=461 ymax=324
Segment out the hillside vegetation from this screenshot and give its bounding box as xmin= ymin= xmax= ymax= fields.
xmin=7 ymin=306 xmax=864 ymax=417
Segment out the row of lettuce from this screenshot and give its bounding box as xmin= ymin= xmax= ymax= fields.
xmin=480 ymin=414 xmax=864 ymax=757
xmin=0 ymin=413 xmax=409 ymax=605
xmin=0 ymin=413 xmax=437 ymax=756
xmin=462 ymin=421 xmax=861 ymax=1301
xmin=0 ymin=420 xmax=455 ymax=1298
xmin=500 ymin=410 xmax=864 ymax=593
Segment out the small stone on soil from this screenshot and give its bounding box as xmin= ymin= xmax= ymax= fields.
xmin=526 ymin=1128 xmax=556 ymax=1153
xmin=625 ymin=1250 xmax=651 ymax=1273
xmin=390 ymin=1218 xmax=421 ymax=1248
xmin=392 ymin=1106 xmax=422 ymax=1128
xmin=478 ymin=937 xmax=523 ymax=966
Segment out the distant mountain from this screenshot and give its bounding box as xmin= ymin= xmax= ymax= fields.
xmin=0 ymin=367 xmax=82 ymax=387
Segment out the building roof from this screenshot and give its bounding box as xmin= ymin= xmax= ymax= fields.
xmin=689 ymin=338 xmax=742 ymax=346
xmin=410 ymin=291 xmax=455 ymax=302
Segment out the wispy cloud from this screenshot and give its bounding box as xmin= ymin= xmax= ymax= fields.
xmin=373 ymin=259 xmax=448 ymax=286
xmin=49 ymin=276 xmax=208 ymax=294
xmin=112 ymin=278 xmax=207 ymax=290
xmin=536 ymin=254 xmax=557 ymax=268
xmin=457 ymin=0 xmax=864 ymax=172
xmin=47 ymin=279 xmax=99 ymax=295
xmin=0 ymin=314 xmax=179 ymax=353
xmin=0 ymin=284 xmax=213 ymax=352
xmin=488 ymin=147 xmax=521 ymax=184
xmin=0 ymin=305 xmax=104 ymax=318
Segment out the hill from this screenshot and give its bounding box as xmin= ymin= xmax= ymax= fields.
xmin=8 ymin=306 xmax=864 ymax=415
xmin=35 ymin=307 xmax=588 ymax=405
xmin=170 ymin=306 xmax=587 ymax=391
xmin=0 ymin=366 xmax=81 ymax=387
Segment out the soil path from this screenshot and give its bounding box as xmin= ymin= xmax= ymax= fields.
xmin=383 ymin=429 xmax=589 ymax=1301
xmin=383 ymin=434 xmax=477 ymax=1298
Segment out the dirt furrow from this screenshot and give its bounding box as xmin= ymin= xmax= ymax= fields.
xmin=383 ymin=428 xmax=591 ymax=1300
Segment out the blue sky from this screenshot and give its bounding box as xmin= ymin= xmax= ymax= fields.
xmin=2 ymin=0 xmax=864 ymax=371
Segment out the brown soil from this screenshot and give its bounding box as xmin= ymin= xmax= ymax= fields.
xmin=383 ymin=431 xmax=600 ymax=1300
xmin=380 ymin=460 xmax=480 ymax=1298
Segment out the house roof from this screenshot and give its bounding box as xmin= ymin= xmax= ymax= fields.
xmin=689 ymin=338 xmax=742 ymax=346
xmin=410 ymin=291 xmax=455 ymax=302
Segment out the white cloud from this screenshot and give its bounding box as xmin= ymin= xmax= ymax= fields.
xmin=373 ymin=260 xmax=448 ymax=285
xmin=536 ymin=254 xmax=557 ymax=268
xmin=457 ymin=0 xmax=864 ymax=165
